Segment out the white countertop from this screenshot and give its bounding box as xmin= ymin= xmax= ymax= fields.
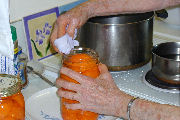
xmin=22 ymin=73 xmax=53 ymax=100
xmin=153 ymin=19 xmax=180 ymax=44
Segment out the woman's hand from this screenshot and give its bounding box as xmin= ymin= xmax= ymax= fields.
xmin=50 ymin=4 xmax=90 ymax=52
xmin=56 ymin=64 xmax=123 ymax=116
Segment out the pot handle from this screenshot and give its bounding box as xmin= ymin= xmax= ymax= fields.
xmin=155 ymin=9 xmax=168 ymax=19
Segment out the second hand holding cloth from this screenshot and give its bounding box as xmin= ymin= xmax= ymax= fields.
xmin=54 ymin=28 xmax=79 ymax=54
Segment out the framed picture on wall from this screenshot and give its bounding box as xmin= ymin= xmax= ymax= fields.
xmin=23 ymin=7 xmax=59 ymax=61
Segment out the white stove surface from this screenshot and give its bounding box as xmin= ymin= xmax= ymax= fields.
xmin=111 ymin=63 xmax=180 ymax=107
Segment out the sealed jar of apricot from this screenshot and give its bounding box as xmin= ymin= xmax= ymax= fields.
xmin=0 ymin=74 xmax=25 ymax=120
xmin=61 ymin=47 xmax=100 ymax=120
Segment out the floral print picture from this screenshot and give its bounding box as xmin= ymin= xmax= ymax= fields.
xmin=23 ymin=7 xmax=59 ymax=61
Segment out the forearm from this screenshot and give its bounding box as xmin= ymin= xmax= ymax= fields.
xmin=131 ymin=98 xmax=180 ymax=120
xmin=80 ymin=0 xmax=180 ymax=18
xmin=116 ymin=92 xmax=180 ymax=120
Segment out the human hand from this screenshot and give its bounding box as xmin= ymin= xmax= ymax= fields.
xmin=56 ymin=64 xmax=122 ymax=116
xmin=50 ymin=4 xmax=90 ymax=52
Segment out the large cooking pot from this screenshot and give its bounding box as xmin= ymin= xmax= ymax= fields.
xmin=78 ymin=12 xmax=154 ymax=71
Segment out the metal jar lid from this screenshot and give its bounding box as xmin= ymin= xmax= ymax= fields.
xmin=0 ymin=74 xmax=22 ymax=97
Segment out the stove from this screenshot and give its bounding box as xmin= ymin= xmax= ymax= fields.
xmin=111 ymin=62 xmax=180 ymax=106
xmin=144 ymin=70 xmax=180 ymax=93
xmin=109 ymin=20 xmax=180 ymax=107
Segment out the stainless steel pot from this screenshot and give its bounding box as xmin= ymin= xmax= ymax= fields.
xmin=78 ymin=12 xmax=154 ymax=71
xmin=152 ymin=42 xmax=180 ymax=84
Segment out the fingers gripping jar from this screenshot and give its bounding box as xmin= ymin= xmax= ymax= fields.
xmin=0 ymin=74 xmax=25 ymax=120
xmin=61 ymin=47 xmax=100 ymax=120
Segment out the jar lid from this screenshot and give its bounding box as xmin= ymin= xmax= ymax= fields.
xmin=64 ymin=47 xmax=99 ymax=61
xmin=0 ymin=74 xmax=22 ymax=97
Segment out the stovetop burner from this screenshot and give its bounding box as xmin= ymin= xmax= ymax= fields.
xmin=145 ymin=70 xmax=180 ymax=93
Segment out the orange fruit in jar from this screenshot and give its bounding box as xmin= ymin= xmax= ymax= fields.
xmin=61 ymin=52 xmax=99 ymax=120
xmin=0 ymin=93 xmax=25 ymax=120
xmin=3 ymin=116 xmax=16 ymax=120
xmin=60 ymin=74 xmax=79 ymax=84
xmin=9 ymin=93 xmax=25 ymax=119
xmin=81 ymin=111 xmax=99 ymax=120
xmin=12 ymin=92 xmax=25 ymax=108
xmin=68 ymin=53 xmax=93 ymax=62
xmin=82 ymin=67 xmax=100 ymax=78
xmin=0 ymin=74 xmax=25 ymax=120
xmin=0 ymin=97 xmax=14 ymax=119
xmin=61 ymin=103 xmax=82 ymax=120
xmin=9 ymin=99 xmax=25 ymax=119
xmin=63 ymin=53 xmax=98 ymax=73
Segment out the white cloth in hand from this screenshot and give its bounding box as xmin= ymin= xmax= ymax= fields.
xmin=54 ymin=29 xmax=79 ymax=54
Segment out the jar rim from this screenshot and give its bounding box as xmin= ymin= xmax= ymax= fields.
xmin=0 ymin=74 xmax=22 ymax=97
xmin=65 ymin=47 xmax=99 ymax=57
xmin=63 ymin=47 xmax=99 ymax=63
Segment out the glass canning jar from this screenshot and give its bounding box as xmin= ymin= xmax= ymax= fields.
xmin=0 ymin=74 xmax=25 ymax=120
xmin=60 ymin=47 xmax=100 ymax=120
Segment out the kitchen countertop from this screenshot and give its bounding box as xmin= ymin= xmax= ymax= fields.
xmin=154 ymin=19 xmax=180 ymax=39
xmin=153 ymin=19 xmax=180 ymax=44
xmin=22 ymin=70 xmax=58 ymax=100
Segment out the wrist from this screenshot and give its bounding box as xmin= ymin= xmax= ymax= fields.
xmin=115 ymin=91 xmax=133 ymax=118
xmin=127 ymin=97 xmax=139 ymax=120
xmin=81 ymin=1 xmax=96 ymax=19
xmin=82 ymin=0 xmax=110 ymax=19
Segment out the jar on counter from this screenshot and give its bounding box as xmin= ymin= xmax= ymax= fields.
xmin=18 ymin=47 xmax=28 ymax=88
xmin=11 ymin=25 xmax=19 ymax=75
xmin=0 ymin=74 xmax=25 ymax=120
xmin=60 ymin=47 xmax=100 ymax=120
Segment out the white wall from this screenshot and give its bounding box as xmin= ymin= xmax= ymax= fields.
xmin=9 ymin=0 xmax=77 ymax=22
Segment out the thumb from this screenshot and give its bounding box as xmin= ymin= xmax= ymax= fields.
xmin=98 ymin=63 xmax=109 ymax=74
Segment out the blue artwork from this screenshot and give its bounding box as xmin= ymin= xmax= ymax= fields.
xmin=23 ymin=7 xmax=59 ymax=61
xmin=35 ymin=22 xmax=52 ymax=46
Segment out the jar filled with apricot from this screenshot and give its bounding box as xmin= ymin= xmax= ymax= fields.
xmin=0 ymin=74 xmax=25 ymax=120
xmin=61 ymin=47 xmax=100 ymax=120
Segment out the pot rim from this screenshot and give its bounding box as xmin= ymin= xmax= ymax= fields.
xmin=87 ymin=12 xmax=154 ymax=26
xmin=152 ymin=42 xmax=180 ymax=62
